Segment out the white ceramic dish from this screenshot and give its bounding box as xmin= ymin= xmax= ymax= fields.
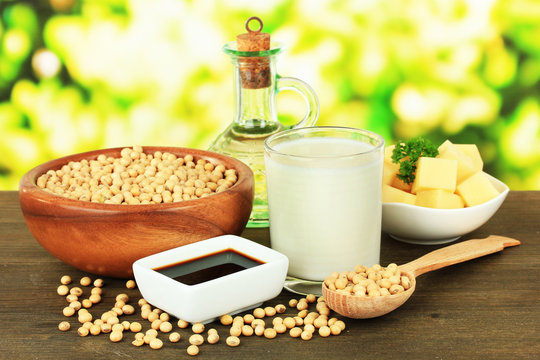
xmin=382 ymin=173 xmax=509 ymax=245
xmin=133 ymin=235 xmax=288 ymax=324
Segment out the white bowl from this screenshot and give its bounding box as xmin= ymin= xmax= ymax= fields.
xmin=382 ymin=173 xmax=509 ymax=245
xmin=133 ymin=235 xmax=288 ymax=323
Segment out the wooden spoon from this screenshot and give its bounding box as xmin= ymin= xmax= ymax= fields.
xmin=322 ymin=235 xmax=520 ymax=319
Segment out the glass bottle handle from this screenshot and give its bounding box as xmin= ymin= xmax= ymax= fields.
xmin=276 ymin=75 xmax=320 ymax=128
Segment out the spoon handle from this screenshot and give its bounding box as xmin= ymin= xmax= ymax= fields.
xmin=399 ymin=235 xmax=520 ymax=277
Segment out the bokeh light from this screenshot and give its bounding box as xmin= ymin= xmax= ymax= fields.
xmin=0 ymin=0 xmax=538 ymax=190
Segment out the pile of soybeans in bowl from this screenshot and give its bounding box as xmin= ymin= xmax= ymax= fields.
xmin=35 ymin=146 xmax=239 ymax=205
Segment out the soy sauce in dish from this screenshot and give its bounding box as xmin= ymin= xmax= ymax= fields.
xmin=154 ymin=249 xmax=265 ymax=286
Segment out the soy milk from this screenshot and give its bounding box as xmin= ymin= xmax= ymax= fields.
xmin=265 ymin=136 xmax=383 ymax=281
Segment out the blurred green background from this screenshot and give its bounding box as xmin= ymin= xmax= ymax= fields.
xmin=0 ymin=0 xmax=539 ymax=190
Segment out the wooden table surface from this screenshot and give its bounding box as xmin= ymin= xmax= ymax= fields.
xmin=0 ymin=191 xmax=538 ymax=359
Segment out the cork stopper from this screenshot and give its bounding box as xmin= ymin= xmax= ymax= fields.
xmin=236 ymin=17 xmax=271 ymax=89
xmin=236 ymin=17 xmax=271 ymax=52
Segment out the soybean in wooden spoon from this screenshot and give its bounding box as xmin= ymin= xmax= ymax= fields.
xmin=322 ymin=235 xmax=520 ymax=319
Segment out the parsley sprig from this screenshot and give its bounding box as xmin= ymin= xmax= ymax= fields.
xmin=391 ymin=137 xmax=439 ymax=184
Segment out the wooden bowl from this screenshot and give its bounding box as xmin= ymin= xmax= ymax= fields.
xmin=19 ymin=147 xmax=254 ymax=278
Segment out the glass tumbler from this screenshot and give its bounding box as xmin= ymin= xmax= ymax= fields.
xmin=264 ymin=126 xmax=384 ymax=295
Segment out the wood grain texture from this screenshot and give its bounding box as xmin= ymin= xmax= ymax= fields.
xmin=0 ymin=191 xmax=539 ymax=359
xmin=18 ymin=147 xmax=254 ymax=278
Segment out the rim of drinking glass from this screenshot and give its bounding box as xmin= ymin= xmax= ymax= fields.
xmin=222 ymin=41 xmax=284 ymax=57
xmin=264 ymin=126 xmax=385 ymax=159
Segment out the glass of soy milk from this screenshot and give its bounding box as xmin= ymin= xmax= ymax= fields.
xmin=264 ymin=126 xmax=384 ymax=295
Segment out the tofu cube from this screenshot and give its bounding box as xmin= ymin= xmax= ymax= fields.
xmin=416 ymin=189 xmax=465 ymax=209
xmin=455 ymin=144 xmax=483 ymax=172
xmin=437 ymin=141 xmax=476 ymax=183
xmin=456 ymin=172 xmax=500 ymax=207
xmin=437 ymin=139 xmax=453 ymax=153
xmin=382 ymin=185 xmax=416 ymax=205
xmin=411 ymin=157 xmax=458 ymax=194
xmin=384 ymin=145 xmax=412 ymax=190
xmin=383 ymin=162 xmax=399 ymax=185
xmin=391 ymin=175 xmax=412 ymax=192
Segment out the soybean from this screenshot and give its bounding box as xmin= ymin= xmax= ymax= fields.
xmin=226 ymin=336 xmax=240 ymax=347
xmin=207 ymin=333 xmax=220 ymax=344
xmin=254 ymin=325 xmax=265 ymax=337
xmin=70 ymin=287 xmax=83 ymax=297
xmin=263 ymin=328 xmax=277 ymax=339
xmin=192 ymin=323 xmax=204 ymax=334
xmin=253 ymin=308 xmax=265 ymax=319
xmin=319 ymin=326 xmax=331 ymax=337
xmin=110 ymin=331 xmax=123 ymax=342
xmin=130 ymin=322 xmax=142 ymax=333
xmin=189 ymin=334 xmax=204 ymax=346
xmin=177 ymin=319 xmax=189 ymax=329
xmin=57 ymin=285 xmax=69 ymax=296
xmin=63 ymin=307 xmax=75 ymax=317
xmin=149 ymin=338 xmax=163 ymax=350
xmin=187 ymin=345 xmax=199 ymax=356
xmin=289 ymin=327 xmax=302 ymax=338
xmin=220 ymin=314 xmax=233 ymax=326
xmin=241 ymin=325 xmax=254 ymax=337
xmin=58 ymin=321 xmax=70 ymax=331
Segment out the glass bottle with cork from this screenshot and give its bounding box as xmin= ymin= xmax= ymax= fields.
xmin=209 ymin=17 xmax=319 ymax=227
